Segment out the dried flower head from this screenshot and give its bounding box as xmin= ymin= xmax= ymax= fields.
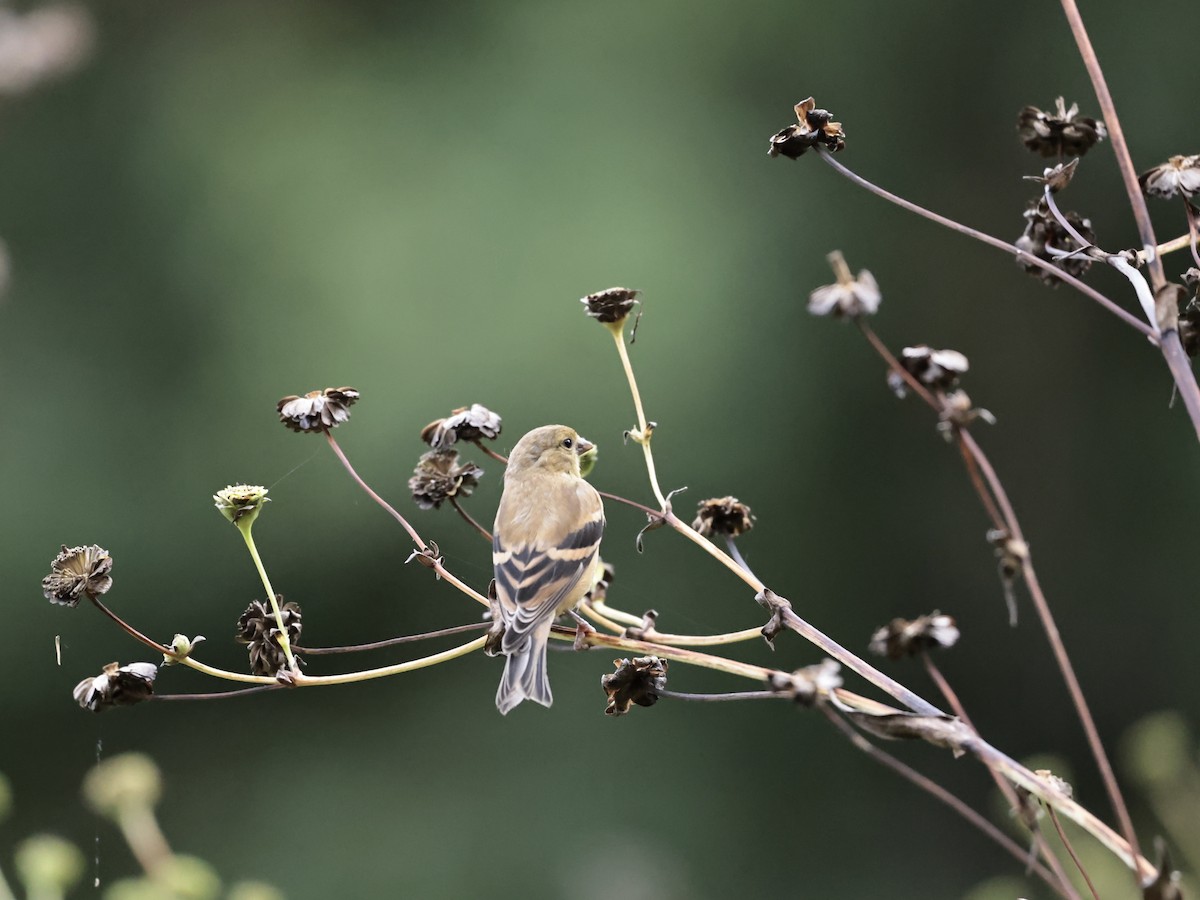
xmin=1017 ymin=98 xmax=1106 ymax=158
xmin=73 ymin=662 xmax=157 ymax=712
xmin=1014 ymin=200 xmax=1095 ymax=283
xmin=276 ymin=387 xmax=360 ymax=433
xmin=767 ymin=659 xmax=843 ymax=706
xmin=236 ymin=596 xmax=302 ymax=676
xmin=809 ymin=250 xmax=880 ymax=318
xmin=581 ymin=287 xmax=640 ymax=325
xmin=937 ymin=390 xmax=996 ymax=439
xmin=408 ymin=449 xmax=483 ymax=510
xmin=213 ymin=484 xmax=269 ymax=526
xmin=42 ymin=544 xmax=112 ymax=607
xmin=601 ymin=655 xmax=668 ymax=716
xmin=868 ymin=612 xmax=960 ymax=660
xmin=692 ymin=497 xmax=755 ymax=538
xmin=1180 ymin=270 xmax=1200 ymax=357
xmin=1139 ymin=155 xmax=1200 ymax=199
xmin=899 ymin=345 xmax=970 ymax=394
xmin=1024 ymin=158 xmax=1079 ymax=193
xmin=768 ymin=97 xmax=845 ymax=159
xmin=420 ymin=404 xmax=503 ymax=449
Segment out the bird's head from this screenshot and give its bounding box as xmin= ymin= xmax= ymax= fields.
xmin=507 ymin=425 xmax=594 ymax=477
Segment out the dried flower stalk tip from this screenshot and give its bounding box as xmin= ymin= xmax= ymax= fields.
xmin=164 ymin=634 xmax=206 ymax=664
xmin=420 ymin=404 xmax=503 ymax=449
xmin=602 ymin=655 xmax=667 ymax=716
xmin=768 ymin=97 xmax=845 ymax=159
xmin=73 ymin=662 xmax=158 ymax=712
xmin=1024 ymin=158 xmax=1079 ymax=193
xmin=692 ymin=497 xmax=755 ymax=538
xmin=937 ymin=390 xmax=996 ymax=439
xmin=213 ymin=484 xmax=269 ymax=526
xmin=42 ymin=544 xmax=113 ymax=607
xmin=1014 ymin=200 xmax=1095 ymax=284
xmin=868 ymin=612 xmax=960 ymax=660
xmin=768 ymin=659 xmax=843 ymax=706
xmin=236 ymin=596 xmax=302 ymax=676
xmin=809 ymin=251 xmax=881 ymax=318
xmin=1017 ymin=98 xmax=1106 ymax=158
xmin=581 ymin=287 xmax=640 ymax=325
xmin=276 ymin=387 xmax=360 ymax=433
xmin=409 ymin=449 xmax=483 ymax=510
xmin=1139 ymin=155 xmax=1200 ymax=199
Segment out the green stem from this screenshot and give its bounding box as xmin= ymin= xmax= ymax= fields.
xmin=237 ymin=522 xmax=297 ymax=672
xmin=116 ymin=806 xmax=173 ymax=876
xmin=292 ymin=635 xmax=487 ymax=686
xmin=609 ymin=324 xmax=670 ymax=509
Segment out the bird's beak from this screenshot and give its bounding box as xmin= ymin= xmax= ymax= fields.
xmin=574 ymin=435 xmax=594 ymax=455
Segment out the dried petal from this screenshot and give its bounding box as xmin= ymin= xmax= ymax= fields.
xmin=692 ymin=497 xmax=755 ymax=538
xmin=73 ymin=662 xmax=157 ymax=712
xmin=408 ymin=449 xmax=483 ymax=510
xmin=235 ymin=597 xmax=302 ymax=677
xmin=1017 ymin=98 xmax=1106 ymax=158
xmin=42 ymin=544 xmax=112 ymax=607
xmin=868 ymin=612 xmax=960 ymax=660
xmin=1139 ymin=155 xmax=1200 ymax=200
xmin=809 ymin=251 xmax=880 ymax=318
xmin=420 ymin=404 xmax=503 ymax=449
xmin=276 ymin=387 xmax=360 ymax=434
xmin=602 ymin=655 xmax=668 ymax=716
xmin=768 ymin=97 xmax=846 ymax=159
xmin=581 ymin=287 xmax=640 ymax=325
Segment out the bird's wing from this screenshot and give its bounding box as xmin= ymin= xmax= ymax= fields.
xmin=493 ymin=481 xmax=604 ymax=650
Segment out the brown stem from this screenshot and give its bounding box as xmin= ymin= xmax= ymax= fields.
xmin=450 ymin=496 xmax=492 ymax=542
xmin=326 ymin=431 xmax=427 ymax=551
xmin=1058 ymin=0 xmax=1164 ymax=291
xmin=922 ymin=653 xmax=1081 ymax=898
xmin=957 ymin=429 xmax=1142 ymax=870
xmin=151 ymin=685 xmax=284 ymax=701
xmin=856 ymin=320 xmax=939 ymax=409
xmin=1047 ymin=803 xmax=1102 ymax=900
xmin=295 ymin=622 xmax=489 ymax=655
xmin=1184 ymin=201 xmax=1200 ymax=270
xmin=659 ymin=689 xmax=784 ymax=702
xmin=819 ymin=703 xmax=1067 ymax=897
xmin=817 ymin=149 xmax=1157 ymax=339
xmin=471 ymin=440 xmax=509 ymax=464
xmin=955 ymin=436 xmax=1006 ymax=531
xmin=88 ymin=596 xmax=171 ymax=655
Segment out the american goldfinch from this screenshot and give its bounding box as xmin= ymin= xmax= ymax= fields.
xmin=493 ymin=424 xmax=605 ymax=714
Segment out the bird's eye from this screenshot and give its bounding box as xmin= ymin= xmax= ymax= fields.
xmin=562 ymin=438 xmax=573 ymax=448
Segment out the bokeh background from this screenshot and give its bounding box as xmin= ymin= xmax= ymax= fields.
xmin=3 ymin=0 xmax=1198 ymax=897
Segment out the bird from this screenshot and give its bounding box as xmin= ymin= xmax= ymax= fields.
xmin=492 ymin=424 xmax=605 ymax=714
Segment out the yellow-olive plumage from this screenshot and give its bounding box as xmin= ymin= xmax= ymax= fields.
xmin=492 ymin=425 xmax=604 ymax=714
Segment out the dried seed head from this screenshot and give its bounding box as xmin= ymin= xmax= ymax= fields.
xmin=937 ymin=390 xmax=996 ymax=439
xmin=408 ymin=449 xmax=483 ymax=510
xmin=767 ymin=659 xmax=843 ymax=706
xmin=692 ymin=497 xmax=755 ymax=538
xmin=768 ymin=97 xmax=845 ymax=158
xmin=1180 ymin=270 xmax=1200 ymax=357
xmin=213 ymin=484 xmax=269 ymax=526
xmin=42 ymin=544 xmax=113 ymax=607
xmin=1024 ymin=158 xmax=1079 ymax=193
xmin=581 ymin=287 xmax=640 ymax=325
xmin=420 ymin=404 xmax=503 ymax=449
xmin=1017 ymin=98 xmax=1106 ymax=158
xmin=235 ymin=596 xmax=302 ymax=677
xmin=809 ymin=250 xmax=881 ymax=318
xmin=1139 ymin=155 xmax=1200 ymax=199
xmin=868 ymin=612 xmax=960 ymax=660
xmin=601 ymin=655 xmax=668 ymax=716
xmin=73 ymin=662 xmax=158 ymax=712
xmin=1014 ymin=200 xmax=1095 ymax=283
xmin=276 ymin=387 xmax=360 ymax=434
xmin=898 ymin=346 xmax=970 ymax=393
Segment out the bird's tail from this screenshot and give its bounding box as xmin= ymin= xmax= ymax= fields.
xmin=496 ymin=624 xmax=553 ymax=715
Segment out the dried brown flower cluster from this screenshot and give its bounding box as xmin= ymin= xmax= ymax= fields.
xmin=277 ymin=387 xmax=360 ymax=433
xmin=767 ymin=659 xmax=843 ymax=706
xmin=420 ymin=404 xmax=502 ymax=450
xmin=581 ymin=287 xmax=640 ymax=325
xmin=768 ymin=97 xmax=845 ymax=159
xmin=42 ymin=544 xmax=112 ymax=607
xmin=602 ymin=655 xmax=668 ymax=716
xmin=236 ymin=597 xmax=302 ymax=676
xmin=868 ymin=613 xmax=960 ymax=660
xmin=1015 ymin=200 xmax=1095 ymax=283
xmin=73 ymin=662 xmax=157 ymax=712
xmin=409 ymin=449 xmax=483 ymax=510
xmin=692 ymin=497 xmax=755 ymax=538
xmin=888 ymin=346 xmax=969 ymax=397
xmin=1139 ymin=155 xmax=1200 ymax=200
xmin=1017 ymin=98 xmax=1106 ymax=158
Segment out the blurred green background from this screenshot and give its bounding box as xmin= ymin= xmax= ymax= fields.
xmin=3 ymin=0 xmax=1198 ymax=896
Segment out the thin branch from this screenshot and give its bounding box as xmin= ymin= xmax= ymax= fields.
xmin=294 ymin=622 xmax=489 ymax=655
xmin=449 ymin=496 xmax=492 ymax=542
xmin=659 ymin=688 xmax=785 ymax=702
xmin=1046 ymin=803 xmax=1103 ymax=900
xmin=151 ymin=685 xmax=284 ymax=701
